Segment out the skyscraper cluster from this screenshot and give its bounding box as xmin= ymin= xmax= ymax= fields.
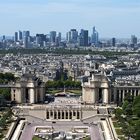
xmin=14 ymin=30 xmax=30 ymax=48
xmin=66 ymin=27 xmax=99 ymax=46
xmin=13 ymin=27 xmax=99 ymax=48
xmin=13 ymin=30 xmax=62 ymax=48
xmin=1 ymin=26 xmax=138 ymax=48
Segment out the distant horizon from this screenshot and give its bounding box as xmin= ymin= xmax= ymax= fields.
xmin=0 ymin=33 xmax=139 ymax=40
xmin=0 ymin=0 xmax=140 ymax=38
xmin=0 ymin=27 xmax=139 ymax=39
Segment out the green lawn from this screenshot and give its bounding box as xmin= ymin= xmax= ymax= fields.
xmin=67 ymin=89 xmax=82 ymax=94
xmin=47 ymin=90 xmax=63 ymax=94
xmin=82 ymin=137 xmax=91 ymax=140
xmin=115 ymin=128 xmax=124 ymax=135
xmin=113 ymin=121 xmax=121 ymax=128
xmin=46 ymin=89 xmax=82 ymax=95
xmin=32 ymin=136 xmax=42 ymax=140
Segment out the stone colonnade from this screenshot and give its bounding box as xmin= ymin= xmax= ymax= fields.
xmin=116 ymin=88 xmax=140 ymax=103
xmin=46 ymin=109 xmax=81 ymax=120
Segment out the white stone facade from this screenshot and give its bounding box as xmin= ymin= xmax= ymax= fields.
xmin=82 ymin=74 xmax=110 ymax=104
xmin=11 ymin=74 xmax=45 ymax=104
xmin=82 ymin=73 xmax=140 ymax=105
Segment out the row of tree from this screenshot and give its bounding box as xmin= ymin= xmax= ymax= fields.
xmin=0 ymin=73 xmax=15 ymax=107
xmin=114 ymin=95 xmax=140 ymax=140
xmin=0 ymin=73 xmax=15 ymax=84
xmin=0 ymin=88 xmax=11 ymax=100
xmin=46 ymin=80 xmax=81 ymax=89
xmin=0 ymin=48 xmax=137 ymax=56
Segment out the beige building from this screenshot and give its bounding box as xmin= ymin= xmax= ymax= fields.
xmin=19 ymin=105 xmax=97 ymax=121
xmin=82 ymin=73 xmax=140 ymax=105
xmin=82 ymin=73 xmax=110 ymax=104
xmin=114 ymin=85 xmax=140 ymax=105
xmin=11 ymin=74 xmax=45 ymax=104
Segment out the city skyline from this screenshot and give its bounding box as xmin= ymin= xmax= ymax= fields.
xmin=0 ymin=0 xmax=140 ymax=37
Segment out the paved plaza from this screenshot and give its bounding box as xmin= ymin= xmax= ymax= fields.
xmin=20 ymin=118 xmax=103 ymax=140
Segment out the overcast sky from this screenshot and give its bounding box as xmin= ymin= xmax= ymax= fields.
xmin=0 ymin=0 xmax=140 ymax=38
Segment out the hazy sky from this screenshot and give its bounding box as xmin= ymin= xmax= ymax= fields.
xmin=0 ymin=0 xmax=140 ymax=38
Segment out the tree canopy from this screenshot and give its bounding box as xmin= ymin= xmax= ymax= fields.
xmin=115 ymin=95 xmax=140 ymax=139
xmin=0 ymin=73 xmax=15 ymax=84
xmin=46 ymin=80 xmax=81 ymax=89
xmin=133 ymin=95 xmax=140 ymax=117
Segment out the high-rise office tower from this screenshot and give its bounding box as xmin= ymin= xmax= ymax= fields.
xmin=46 ymin=34 xmax=50 ymax=43
xmin=36 ymin=34 xmax=46 ymax=46
xmin=55 ymin=32 xmax=61 ymax=46
xmin=14 ymin=32 xmax=18 ymax=42
xmin=2 ymin=35 xmax=5 ymax=40
xmin=23 ymin=31 xmax=30 ymax=38
xmin=71 ymin=29 xmax=78 ymax=43
xmin=2 ymin=35 xmax=6 ymax=44
xmin=91 ymin=26 xmax=99 ymax=46
xmin=23 ymin=36 xmax=28 ymax=48
xmin=79 ymin=29 xmax=88 ymax=46
xmin=58 ymin=32 xmax=61 ymax=43
xmin=36 ymin=36 xmax=42 ymax=46
xmin=67 ymin=29 xmax=78 ymax=43
xmin=50 ymin=31 xmax=56 ymax=43
xmin=26 ymin=31 xmax=30 ymax=37
xmin=112 ymin=37 xmax=116 ymax=47
xmin=19 ymin=31 xmax=22 ymax=41
xmin=23 ymin=31 xmax=26 ymax=37
xmin=27 ymin=36 xmax=31 ymax=43
xmin=22 ymin=31 xmax=30 ymax=47
xmin=66 ymin=31 xmax=71 ymax=43
xmin=131 ymin=35 xmax=137 ymax=45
